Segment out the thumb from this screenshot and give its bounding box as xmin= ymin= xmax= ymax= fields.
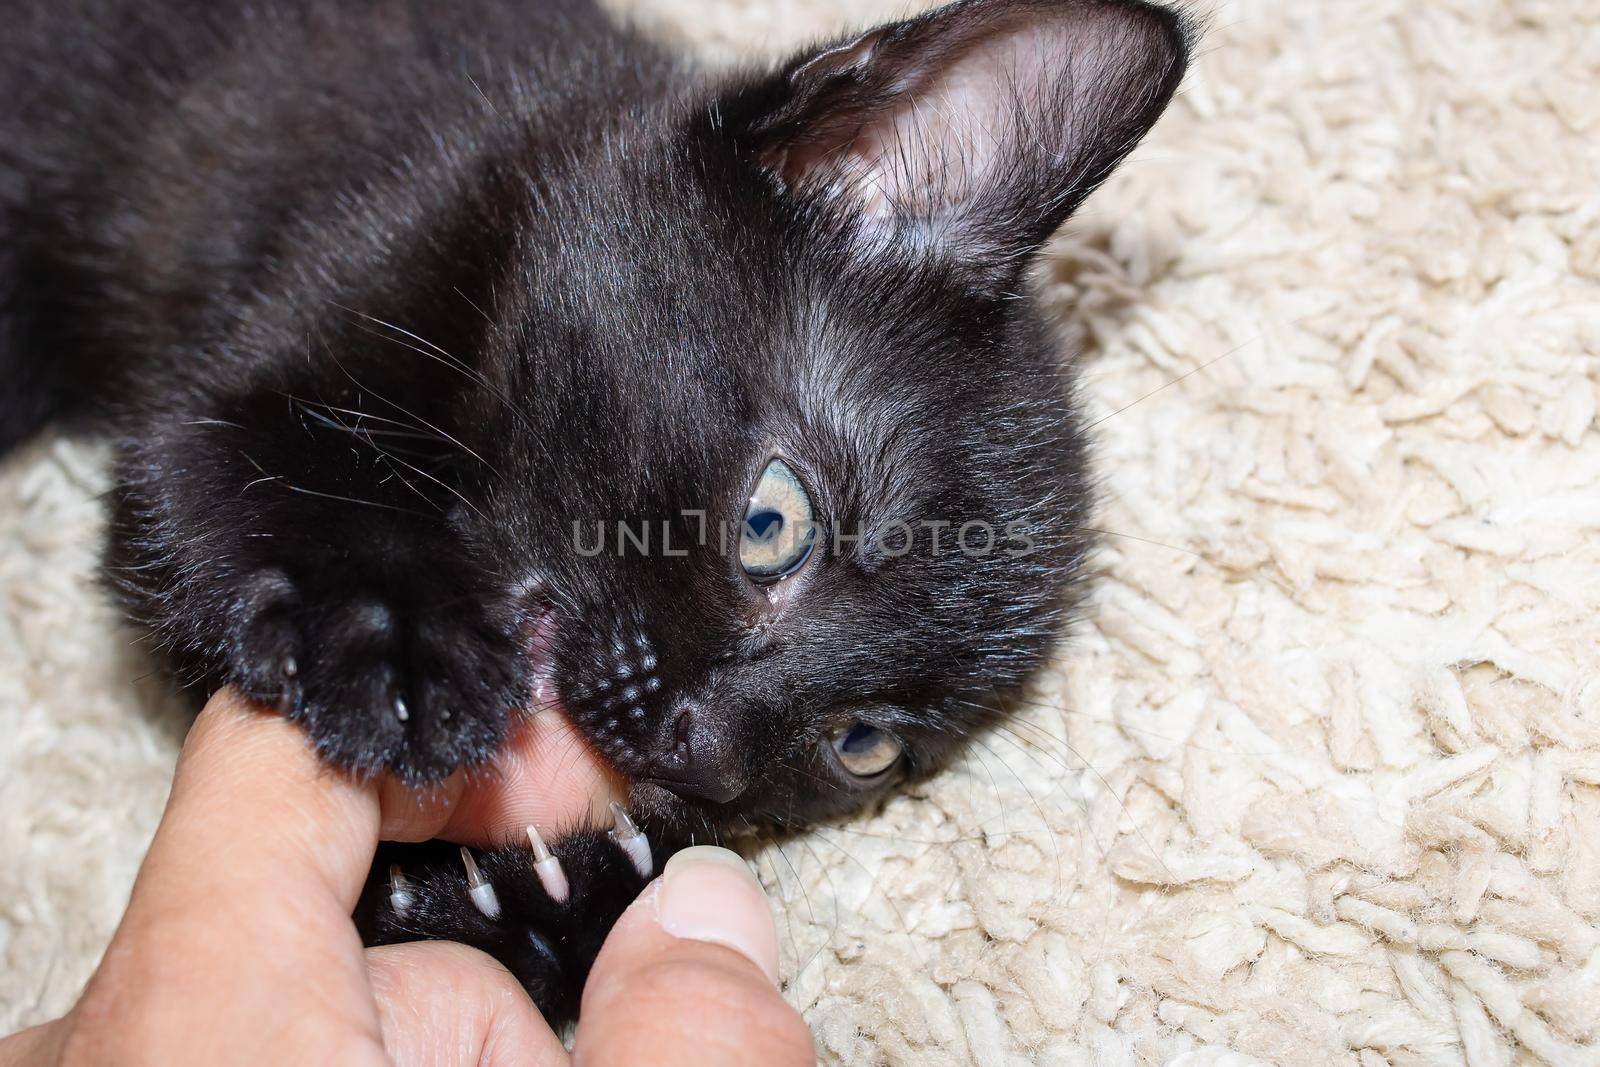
xmin=572 ymin=847 xmax=814 ymax=1067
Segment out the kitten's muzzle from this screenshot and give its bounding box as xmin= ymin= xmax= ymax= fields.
xmin=641 ymin=705 xmax=748 ymax=805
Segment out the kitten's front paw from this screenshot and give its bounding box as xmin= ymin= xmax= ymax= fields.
xmin=227 ymin=562 xmax=528 ymax=782
xmin=358 ymin=807 xmax=661 ymax=1022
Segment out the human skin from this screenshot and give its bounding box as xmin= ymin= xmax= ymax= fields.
xmin=0 ymin=690 xmax=813 ymax=1066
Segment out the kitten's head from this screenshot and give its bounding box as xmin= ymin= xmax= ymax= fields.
xmin=475 ymin=0 xmax=1191 ymax=834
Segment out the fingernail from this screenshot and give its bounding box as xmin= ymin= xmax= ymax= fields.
xmin=654 ymin=846 xmax=780 ymax=986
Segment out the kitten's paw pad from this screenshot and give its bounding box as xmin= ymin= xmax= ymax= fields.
xmin=225 ymin=565 xmax=526 ymax=783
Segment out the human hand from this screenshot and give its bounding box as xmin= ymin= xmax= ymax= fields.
xmin=0 ymin=689 xmax=813 ymax=1066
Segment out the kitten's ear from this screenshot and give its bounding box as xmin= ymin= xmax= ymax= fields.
xmin=723 ymin=0 xmax=1193 ymax=282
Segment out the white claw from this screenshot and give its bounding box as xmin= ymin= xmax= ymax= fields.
xmin=388 ymin=865 xmax=414 ymax=917
xmin=607 ymin=801 xmax=653 ymax=880
xmin=526 ymin=824 xmax=570 ymax=904
xmin=459 ymin=846 xmax=501 ymax=919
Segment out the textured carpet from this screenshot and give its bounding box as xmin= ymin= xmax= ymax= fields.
xmin=4 ymin=0 xmax=1599 ymax=1062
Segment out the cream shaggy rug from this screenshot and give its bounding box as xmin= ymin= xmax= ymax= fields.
xmin=4 ymin=0 xmax=1599 ymax=1062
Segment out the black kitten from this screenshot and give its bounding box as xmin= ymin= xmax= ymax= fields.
xmin=1 ymin=0 xmax=1190 ymax=1023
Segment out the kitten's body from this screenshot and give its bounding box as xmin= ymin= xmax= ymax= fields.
xmin=1 ymin=0 xmax=1189 ymax=1021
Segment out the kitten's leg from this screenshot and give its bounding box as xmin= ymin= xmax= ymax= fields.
xmin=106 ymin=355 xmax=530 ymax=782
xmin=357 ymin=811 xmax=672 ymax=1024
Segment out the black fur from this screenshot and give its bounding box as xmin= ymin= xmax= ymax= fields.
xmin=1 ymin=0 xmax=1191 ymax=1023
xmin=360 ymin=831 xmax=656 ymax=1024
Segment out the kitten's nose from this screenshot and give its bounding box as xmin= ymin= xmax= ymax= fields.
xmin=643 ymin=705 xmax=748 ymax=804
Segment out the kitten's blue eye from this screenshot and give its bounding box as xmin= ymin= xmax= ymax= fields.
xmin=745 ymin=509 xmax=783 ymax=541
xmin=830 ymin=723 xmax=903 ymax=778
xmin=740 ymin=458 xmax=815 ymax=583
